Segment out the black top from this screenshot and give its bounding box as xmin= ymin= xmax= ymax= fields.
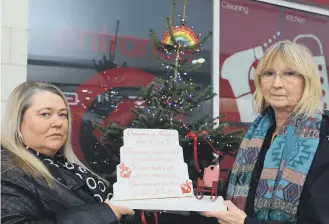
xmin=1 ymin=150 xmax=120 ymax=224
xmin=244 ymin=111 xmax=329 ymax=224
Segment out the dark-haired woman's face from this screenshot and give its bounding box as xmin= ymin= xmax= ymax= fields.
xmin=20 ymin=91 xmax=69 ymax=156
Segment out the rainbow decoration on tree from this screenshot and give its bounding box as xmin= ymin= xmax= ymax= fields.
xmin=149 ymin=0 xmax=211 ymax=55
xmin=149 ymin=0 xmax=212 ymax=79
xmin=161 ymin=25 xmax=200 ymax=47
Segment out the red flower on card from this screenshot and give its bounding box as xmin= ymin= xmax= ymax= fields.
xmin=119 ymin=163 xmax=131 ymax=179
xmin=180 ymin=180 xmax=192 ymax=194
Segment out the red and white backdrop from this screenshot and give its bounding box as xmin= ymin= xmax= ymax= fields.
xmin=44 ymin=0 xmax=328 ymax=173
xmin=218 ymin=0 xmax=329 ymax=124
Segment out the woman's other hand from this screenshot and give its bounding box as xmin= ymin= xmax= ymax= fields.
xmin=104 ymin=199 xmax=135 ymax=220
xmin=200 ymin=200 xmax=247 ymax=224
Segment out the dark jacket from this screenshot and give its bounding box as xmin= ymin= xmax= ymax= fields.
xmin=245 ymin=111 xmax=329 ymax=224
xmin=1 ymin=151 xmax=120 ymax=224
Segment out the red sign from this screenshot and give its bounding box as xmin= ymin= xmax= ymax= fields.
xmin=54 ymin=26 xmax=195 ymax=63
xmin=69 ymin=68 xmax=156 ymax=163
xmin=219 ymin=0 xmax=329 ymax=123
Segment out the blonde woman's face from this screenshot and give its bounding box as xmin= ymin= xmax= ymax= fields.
xmin=260 ymin=54 xmax=305 ymax=111
xmin=20 ymin=91 xmax=69 ymax=156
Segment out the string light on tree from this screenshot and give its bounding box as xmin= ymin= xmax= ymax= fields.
xmin=192 ymin=58 xmax=206 ymax=64
xmin=94 ymin=2 xmax=244 ymax=222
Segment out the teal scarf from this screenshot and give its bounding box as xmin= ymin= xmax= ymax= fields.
xmin=227 ymin=108 xmax=322 ymax=222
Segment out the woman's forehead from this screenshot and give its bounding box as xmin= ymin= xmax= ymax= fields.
xmin=30 ymin=91 xmax=67 ymax=110
xmin=263 ymin=52 xmax=297 ymax=70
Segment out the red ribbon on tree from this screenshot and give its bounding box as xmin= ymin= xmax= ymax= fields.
xmin=186 ymin=131 xmax=224 ymax=174
xmin=141 ymin=211 xmax=158 ymax=224
xmin=186 ymin=132 xmax=201 ymax=173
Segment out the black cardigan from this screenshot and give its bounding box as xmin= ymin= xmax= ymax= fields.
xmin=1 ymin=151 xmax=120 ymax=224
xmin=244 ymin=111 xmax=329 ymax=224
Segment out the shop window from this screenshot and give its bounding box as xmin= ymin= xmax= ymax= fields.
xmin=27 ymin=0 xmax=214 ymax=174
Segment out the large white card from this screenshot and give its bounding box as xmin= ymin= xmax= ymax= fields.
xmin=110 ymin=128 xmax=226 ymax=212
xmin=110 ymin=196 xmax=227 ymax=212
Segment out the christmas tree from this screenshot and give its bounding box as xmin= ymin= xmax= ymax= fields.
xmin=95 ymin=0 xmax=243 ymax=197
xmin=93 ymin=1 xmax=244 ymax=223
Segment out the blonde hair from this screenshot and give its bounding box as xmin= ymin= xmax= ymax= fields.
xmin=1 ymin=81 xmax=90 ymax=187
xmin=253 ymin=40 xmax=322 ymax=118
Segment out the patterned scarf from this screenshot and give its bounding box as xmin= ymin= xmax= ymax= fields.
xmin=29 ymin=148 xmax=113 ymax=202
xmin=227 ymin=108 xmax=322 ymax=222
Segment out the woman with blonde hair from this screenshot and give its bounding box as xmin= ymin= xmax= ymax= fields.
xmin=1 ymin=81 xmax=134 ymax=223
xmin=201 ymin=40 xmax=329 ymax=223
